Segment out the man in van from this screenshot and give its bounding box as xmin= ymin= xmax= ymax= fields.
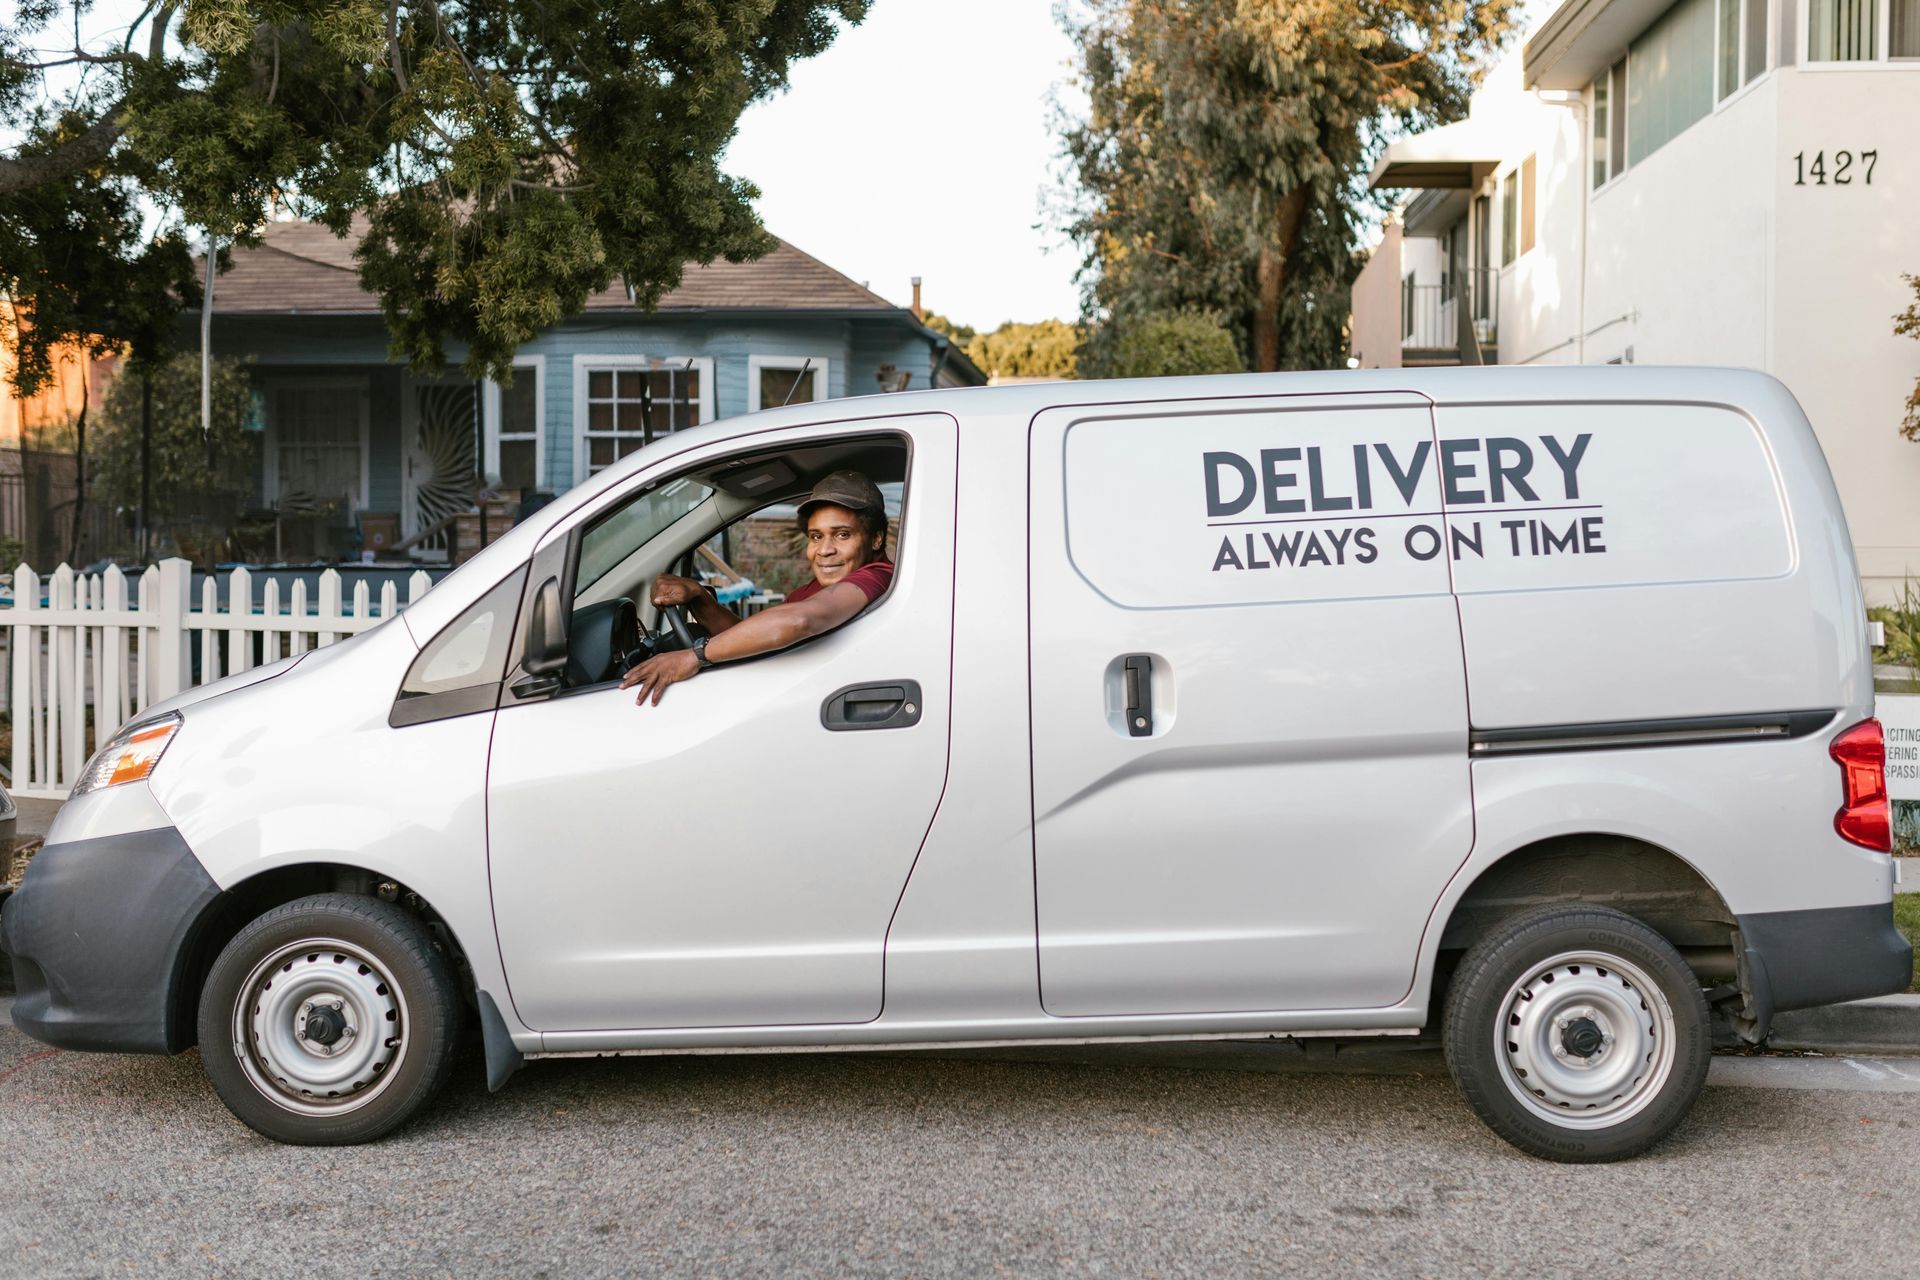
xmin=621 ymin=470 xmax=894 ymax=705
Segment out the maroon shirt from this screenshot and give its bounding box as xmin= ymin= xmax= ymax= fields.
xmin=786 ymin=557 xmax=895 ymax=606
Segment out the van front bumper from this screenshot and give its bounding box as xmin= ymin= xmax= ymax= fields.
xmin=0 ymin=826 xmax=220 ymax=1054
xmin=1738 ymin=901 xmax=1913 ymax=1032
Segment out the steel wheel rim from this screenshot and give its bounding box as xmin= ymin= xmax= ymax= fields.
xmin=1493 ymin=949 xmax=1677 ymax=1130
xmin=231 ymin=936 xmax=410 ymax=1117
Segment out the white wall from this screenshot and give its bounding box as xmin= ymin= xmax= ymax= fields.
xmin=1350 ymin=220 xmax=1405 ymax=368
xmin=1358 ymin=46 xmax=1920 ymax=602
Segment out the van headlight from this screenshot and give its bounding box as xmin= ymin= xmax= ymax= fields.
xmin=72 ymin=714 xmax=183 ymax=797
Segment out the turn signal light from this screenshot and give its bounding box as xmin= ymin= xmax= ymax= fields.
xmin=72 ymin=715 xmax=182 ymax=798
xmin=1830 ymin=718 xmax=1891 ymax=852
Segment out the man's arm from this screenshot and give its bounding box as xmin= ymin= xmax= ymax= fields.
xmin=650 ymin=573 xmax=739 ymax=634
xmin=621 ymin=582 xmax=871 ymax=706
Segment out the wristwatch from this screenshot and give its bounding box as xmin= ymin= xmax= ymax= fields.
xmin=692 ymin=635 xmax=715 ymax=670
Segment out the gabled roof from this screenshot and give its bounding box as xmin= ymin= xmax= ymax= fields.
xmin=201 ymin=219 xmax=903 ymax=316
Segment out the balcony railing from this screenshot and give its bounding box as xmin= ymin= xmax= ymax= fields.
xmin=1401 ymin=269 xmax=1498 ymax=364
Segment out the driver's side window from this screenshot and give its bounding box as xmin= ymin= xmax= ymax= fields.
xmin=554 ymin=435 xmax=908 ymax=691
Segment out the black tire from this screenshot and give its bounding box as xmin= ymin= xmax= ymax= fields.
xmin=1442 ymin=904 xmax=1710 ymax=1163
xmin=197 ymin=893 xmax=463 ymax=1145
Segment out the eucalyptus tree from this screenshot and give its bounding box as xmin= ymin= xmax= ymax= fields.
xmin=1059 ymin=0 xmax=1518 ymax=372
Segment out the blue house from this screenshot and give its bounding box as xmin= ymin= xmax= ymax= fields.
xmin=195 ymin=220 xmax=984 ymax=559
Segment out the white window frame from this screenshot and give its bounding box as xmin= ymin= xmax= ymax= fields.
xmin=1801 ymin=0 xmax=1920 ymax=63
xmin=1715 ymin=0 xmax=1774 ymax=105
xmin=570 ymin=353 xmax=717 ymax=486
xmin=747 ymin=355 xmax=833 ymax=413
xmin=483 ymin=353 xmax=545 ymax=491
xmin=263 ymin=375 xmax=371 ymax=511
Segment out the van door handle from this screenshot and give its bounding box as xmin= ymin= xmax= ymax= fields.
xmin=822 ymin=680 xmax=923 ymax=731
xmin=1122 ymin=654 xmax=1153 ymax=737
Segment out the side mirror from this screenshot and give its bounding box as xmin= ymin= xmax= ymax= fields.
xmin=523 ymin=576 xmax=568 ymax=676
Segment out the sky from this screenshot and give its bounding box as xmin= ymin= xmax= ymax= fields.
xmin=725 ymin=1 xmax=1086 ymax=329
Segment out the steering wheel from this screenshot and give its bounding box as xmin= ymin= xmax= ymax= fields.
xmin=660 ymin=601 xmax=698 ymax=651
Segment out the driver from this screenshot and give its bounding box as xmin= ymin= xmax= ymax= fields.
xmin=621 ymin=470 xmax=895 ymax=706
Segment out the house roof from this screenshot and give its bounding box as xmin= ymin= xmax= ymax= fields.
xmin=1523 ymin=0 xmax=1672 ymax=89
xmin=200 ymin=219 xmax=904 ymax=316
xmin=1368 ymin=116 xmax=1516 ymax=192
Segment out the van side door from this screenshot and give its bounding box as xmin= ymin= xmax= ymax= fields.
xmin=1027 ymin=393 xmax=1473 ymax=1015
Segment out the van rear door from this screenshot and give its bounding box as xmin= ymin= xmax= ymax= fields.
xmin=1027 ymin=392 xmax=1473 ymax=1015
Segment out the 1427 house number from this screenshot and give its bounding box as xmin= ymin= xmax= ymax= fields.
xmin=1794 ymin=150 xmax=1878 ymax=185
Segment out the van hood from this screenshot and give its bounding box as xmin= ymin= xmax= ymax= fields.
xmin=136 ymin=618 xmax=400 ymax=724
xmin=137 ymin=652 xmax=310 ymax=722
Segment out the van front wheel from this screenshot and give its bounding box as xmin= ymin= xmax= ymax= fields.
xmin=197 ymin=894 xmax=463 ymax=1145
xmin=1442 ymin=904 xmax=1709 ymax=1163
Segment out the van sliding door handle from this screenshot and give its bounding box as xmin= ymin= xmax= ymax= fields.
xmin=1123 ymin=655 xmax=1153 ymax=737
xmin=821 ymin=680 xmax=923 ymax=731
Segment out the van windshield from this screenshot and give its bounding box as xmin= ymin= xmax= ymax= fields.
xmin=576 ymin=476 xmax=713 ymax=594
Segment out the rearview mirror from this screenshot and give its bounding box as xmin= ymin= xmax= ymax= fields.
xmin=523 ymin=576 xmax=568 ymax=676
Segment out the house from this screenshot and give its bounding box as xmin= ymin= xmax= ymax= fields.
xmin=189 ymin=221 xmax=985 ymax=560
xmin=0 ymin=299 xmax=120 ymax=564
xmin=1350 ymin=0 xmax=1920 ymax=603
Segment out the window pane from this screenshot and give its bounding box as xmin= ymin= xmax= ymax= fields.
xmin=1592 ymin=76 xmax=1610 ymax=186
xmin=590 ymin=437 xmax=615 ymax=468
xmin=1808 ymin=0 xmax=1878 ymax=58
xmin=1610 ymin=62 xmax=1628 ymax=175
xmin=618 ymin=400 xmax=648 ymax=433
xmin=1501 ymin=177 xmax=1516 ymax=265
xmin=577 ymin=475 xmax=714 ymax=592
xmin=684 ymin=369 xmax=700 ymax=400
xmin=589 ymin=370 xmax=612 ymax=398
xmin=501 ymin=375 xmax=537 ymax=435
xmin=618 ymin=437 xmax=644 ymax=459
xmin=759 ymin=367 xmax=815 ymax=410
xmin=617 ymin=370 xmax=643 ymax=399
xmin=1894 ymin=0 xmax=1920 ymax=54
xmin=1746 ymin=0 xmax=1770 ymax=75
xmin=1628 ymin=0 xmax=1715 ymax=164
xmin=499 ymin=439 xmax=537 ymax=491
xmin=1718 ymin=0 xmax=1740 ymax=97
xmin=588 ymin=402 xmax=613 ymax=431
xmin=400 ymin=568 xmax=528 ymax=699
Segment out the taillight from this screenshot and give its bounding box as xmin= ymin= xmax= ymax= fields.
xmin=1830 ymin=718 xmax=1891 ymax=852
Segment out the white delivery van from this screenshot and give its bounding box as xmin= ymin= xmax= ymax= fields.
xmin=1 ymin=367 xmax=1904 ymax=1161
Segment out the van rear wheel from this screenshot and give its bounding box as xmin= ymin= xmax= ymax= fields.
xmin=197 ymin=893 xmax=463 ymax=1145
xmin=1442 ymin=904 xmax=1709 ymax=1163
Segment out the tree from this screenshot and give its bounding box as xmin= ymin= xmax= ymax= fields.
xmin=966 ymin=319 xmax=1079 ymax=380
xmin=1080 ymin=308 xmax=1242 ymax=379
xmin=918 ymin=311 xmax=977 ymax=346
xmin=1058 ymin=0 xmax=1518 ymax=372
xmin=93 ymin=353 xmax=257 ymax=534
xmin=2 ymin=0 xmax=868 ymax=384
xmin=1899 ymin=273 xmax=1920 ymax=443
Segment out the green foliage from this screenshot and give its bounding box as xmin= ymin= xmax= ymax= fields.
xmin=965 ymin=319 xmax=1080 ymax=380
xmin=919 ymin=311 xmax=978 ymax=346
xmin=3 ymin=1 xmax=868 ymax=386
xmin=1057 ymin=0 xmax=1518 ymax=372
xmin=1080 ymin=308 xmax=1243 ymax=380
xmin=92 ymin=354 xmax=259 ymax=525
xmin=1899 ymin=274 xmax=1920 ymax=443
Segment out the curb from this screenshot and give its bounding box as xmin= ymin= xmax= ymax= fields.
xmin=1766 ymin=994 xmax=1920 ymax=1055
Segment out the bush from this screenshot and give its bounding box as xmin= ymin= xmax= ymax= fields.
xmin=93 ymin=355 xmax=260 ymax=543
xmin=1078 ymin=308 xmax=1245 ymax=380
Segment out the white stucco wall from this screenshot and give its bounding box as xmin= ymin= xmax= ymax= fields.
xmin=1356 ymin=46 xmax=1920 ymax=602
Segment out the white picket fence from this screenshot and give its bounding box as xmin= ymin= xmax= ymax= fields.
xmin=0 ymin=559 xmax=433 ymax=799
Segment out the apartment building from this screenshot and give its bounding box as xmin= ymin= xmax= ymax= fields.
xmin=1349 ymin=0 xmax=1920 ymax=601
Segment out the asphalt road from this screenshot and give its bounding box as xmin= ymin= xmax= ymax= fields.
xmin=4 ymin=999 xmax=1918 ymax=1279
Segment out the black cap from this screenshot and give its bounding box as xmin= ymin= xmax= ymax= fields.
xmin=798 ymin=470 xmax=885 ymax=522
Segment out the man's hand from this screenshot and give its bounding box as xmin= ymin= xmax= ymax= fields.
xmin=621 ymin=649 xmax=701 ymax=706
xmin=650 ymin=573 xmax=706 ymax=608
